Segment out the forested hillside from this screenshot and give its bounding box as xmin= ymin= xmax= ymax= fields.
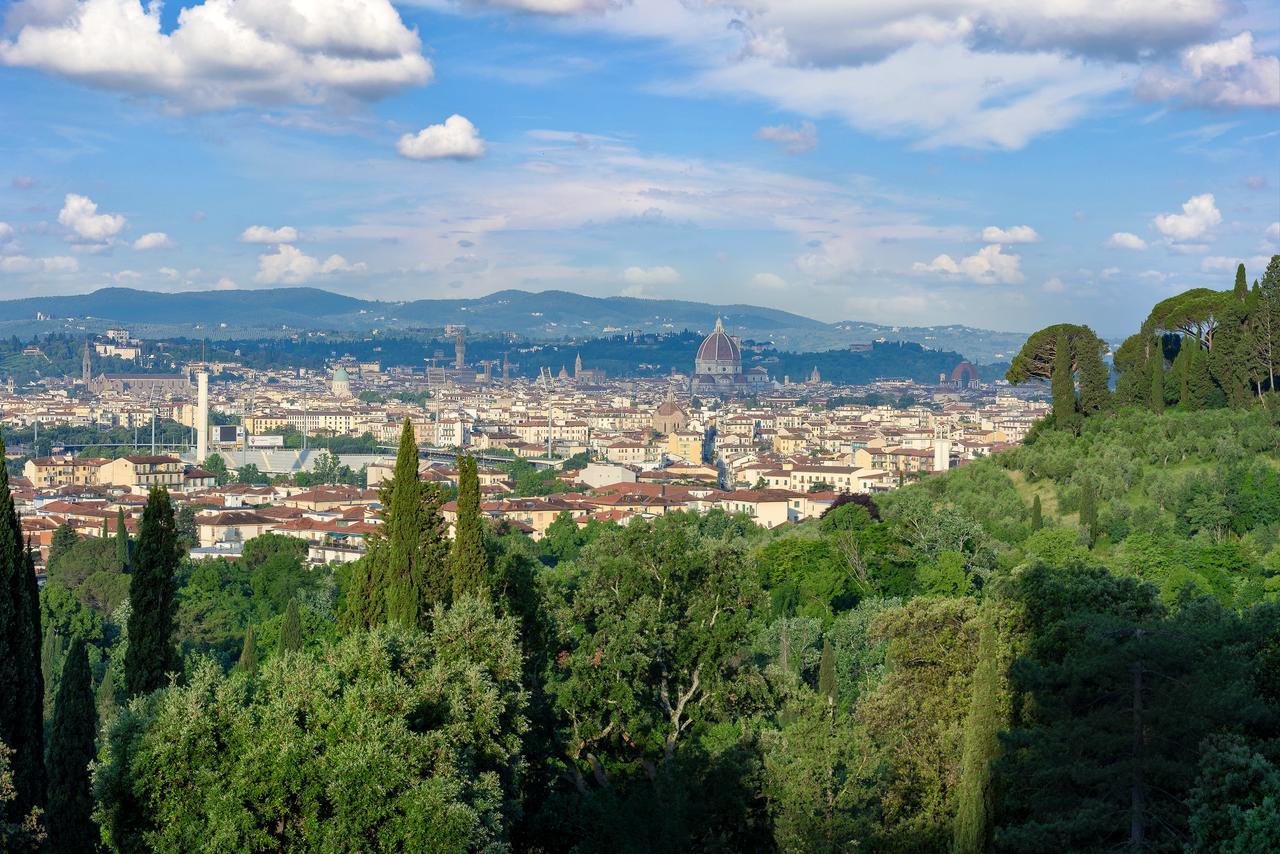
xmin=3 ymin=257 xmax=1278 ymax=852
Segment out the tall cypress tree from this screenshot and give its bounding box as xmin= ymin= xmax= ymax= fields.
xmin=1051 ymin=334 xmax=1077 ymax=430
xmin=1149 ymin=353 xmax=1165 ymax=414
xmin=124 ymin=487 xmax=180 ymax=697
xmin=115 ymin=507 xmax=129 ymax=569
xmin=41 ymin=628 xmax=65 ymax=719
xmin=345 ymin=421 xmax=447 ymax=630
xmin=1234 ymin=262 xmax=1248 ymax=300
xmin=1078 ymin=479 xmax=1098 ymax=547
xmin=817 ymin=637 xmax=836 ymax=708
xmin=451 ymin=454 xmax=488 ymax=599
xmin=1030 ymin=494 xmax=1043 ymax=531
xmin=45 ymin=638 xmax=97 ymax=853
xmin=954 ymin=603 xmax=1004 ymax=854
xmin=279 ymin=598 xmax=303 ymax=655
xmin=0 ymin=440 xmax=45 ymax=821
xmin=237 ymin=625 xmax=258 ymax=676
xmin=48 ymin=522 xmax=78 ymax=570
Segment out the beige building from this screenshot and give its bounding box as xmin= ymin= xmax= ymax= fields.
xmin=98 ymin=455 xmax=185 ymax=490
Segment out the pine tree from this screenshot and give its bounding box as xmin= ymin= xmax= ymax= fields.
xmin=1149 ymin=352 xmax=1165 ymax=414
xmin=124 ymin=487 xmax=180 ymax=697
xmin=115 ymin=507 xmax=129 ymax=569
xmin=279 ymin=599 xmax=303 ymax=655
xmin=45 ymin=638 xmax=97 ymax=853
xmin=953 ymin=604 xmax=1004 ymax=854
xmin=451 ymin=455 xmax=489 ymax=599
xmin=47 ymin=522 xmax=78 ymax=570
xmin=1051 ymin=334 xmax=1078 ymax=430
xmin=237 ymin=625 xmax=258 ymax=676
xmin=817 ymin=637 xmax=836 ymax=708
xmin=1234 ymin=262 xmax=1248 ymax=300
xmin=1030 ymin=494 xmax=1043 ymax=531
xmin=0 ymin=440 xmax=45 ymax=822
xmin=1078 ymin=479 xmax=1098 ymax=548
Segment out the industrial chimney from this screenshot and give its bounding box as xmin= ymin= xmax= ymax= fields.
xmin=196 ymin=371 xmax=209 ymax=463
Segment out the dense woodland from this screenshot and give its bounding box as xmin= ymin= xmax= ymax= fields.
xmin=1 ymin=259 xmax=1278 ymax=852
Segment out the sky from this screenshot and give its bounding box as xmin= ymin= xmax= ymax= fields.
xmin=0 ymin=0 xmax=1277 ymax=336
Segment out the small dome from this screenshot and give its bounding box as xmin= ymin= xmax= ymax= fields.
xmin=333 ymin=366 xmax=349 ymax=381
xmin=696 ymin=317 xmax=741 ymax=364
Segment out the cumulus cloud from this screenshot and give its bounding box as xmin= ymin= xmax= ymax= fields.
xmin=1042 ymin=276 xmax=1066 ymax=293
xmin=755 ymin=120 xmax=817 ymax=154
xmin=0 ymin=222 xmax=13 ymax=243
xmin=1266 ymin=222 xmax=1280 ymax=240
xmin=214 ymin=277 xmax=238 ymax=290
xmin=458 ymin=0 xmax=617 ymax=12
xmin=981 ymin=225 xmax=1039 ymax=243
xmin=0 ymin=0 xmax=432 ymax=110
xmin=751 ymin=272 xmax=788 ymax=288
xmin=1137 ymin=32 xmax=1279 ymax=108
xmin=1107 ymin=232 xmax=1148 ymax=250
xmin=0 ymin=255 xmax=79 ymax=273
xmin=58 ymin=193 xmax=125 ymax=242
xmin=1153 ymin=193 xmax=1221 ymax=242
xmin=158 ymin=266 xmax=180 ymax=279
xmin=622 ymin=265 xmax=681 ymax=285
xmin=913 ymin=243 xmax=1023 ymax=284
xmin=255 ymin=244 xmax=365 ymax=284
xmin=397 ymin=115 xmax=486 ymax=160
xmin=132 ymin=231 xmax=171 ymax=250
xmin=240 ymin=225 xmax=299 ymax=244
xmin=1200 ymin=256 xmax=1239 ymax=273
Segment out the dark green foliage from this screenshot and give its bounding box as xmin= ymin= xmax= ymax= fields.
xmin=817 ymin=637 xmax=836 ymax=705
xmin=278 ymin=599 xmax=302 ymax=655
xmin=1050 ymin=332 xmax=1076 ymax=429
xmin=124 ymin=487 xmax=181 ymax=697
xmin=45 ymin=638 xmax=98 ymax=853
xmin=0 ymin=443 xmax=45 ymax=823
xmin=345 ymin=421 xmax=449 ymax=630
xmin=236 ymin=625 xmax=257 ymax=676
xmin=1078 ymin=478 xmax=1098 ymax=547
xmin=1186 ymin=735 xmax=1280 ymax=852
xmin=953 ymin=602 xmax=1007 ymax=854
xmin=1234 ymin=262 xmax=1248 ymax=299
xmin=41 ymin=628 xmax=65 ymax=719
xmin=114 ymin=507 xmax=129 ymax=569
xmin=1149 ymin=351 xmax=1165 ymax=413
xmin=48 ymin=522 xmax=79 ymax=569
xmin=1029 ymin=494 xmax=1042 ymax=531
xmin=451 ymin=455 xmax=488 ymax=599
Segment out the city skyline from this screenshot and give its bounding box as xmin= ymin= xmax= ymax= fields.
xmin=1 ymin=0 xmax=1277 ymax=336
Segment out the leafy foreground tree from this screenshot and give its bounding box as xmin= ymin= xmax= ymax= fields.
xmin=45 ymin=639 xmax=97 ymax=853
xmin=0 ymin=443 xmax=45 ymax=823
xmin=345 ymin=420 xmax=449 ymax=630
xmin=94 ymin=597 xmax=527 ymax=853
xmin=124 ymin=487 xmax=181 ymax=697
xmin=0 ymin=742 xmax=44 ymax=850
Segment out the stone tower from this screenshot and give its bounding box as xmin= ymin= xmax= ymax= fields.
xmin=82 ymin=339 xmax=92 ymax=384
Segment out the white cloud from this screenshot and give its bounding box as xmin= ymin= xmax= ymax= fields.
xmin=132 ymin=231 xmax=171 ymax=250
xmin=1043 ymin=276 xmax=1066 ymax=293
xmin=751 ymin=272 xmax=788 ymax=288
xmin=1153 ymin=193 xmax=1221 ymax=242
xmin=240 ymin=225 xmax=299 ymax=244
xmin=255 ymin=244 xmax=365 ymax=283
xmin=0 ymin=0 xmax=432 ymax=110
xmin=1266 ymin=222 xmax=1280 ymax=240
xmin=0 ymin=222 xmax=12 ymax=243
xmin=1200 ymin=256 xmax=1239 ymax=273
xmin=458 ymin=0 xmax=616 ymax=12
xmin=1138 ymin=32 xmax=1279 ymax=108
xmin=58 ymin=193 xmax=125 ymax=242
xmin=0 ymin=255 xmax=79 ymax=273
xmin=755 ymin=121 xmax=817 ymax=154
xmin=981 ymin=225 xmax=1039 ymax=243
xmin=214 ymin=277 xmax=238 ymax=290
xmin=158 ymin=266 xmax=180 ymax=279
xmin=913 ymin=243 xmax=1023 ymax=284
xmin=1107 ymin=231 xmax=1148 ymax=250
xmin=1100 ymin=266 xmax=1121 ymax=278
xmin=397 ymin=115 xmax=486 ymax=160
xmin=622 ymin=265 xmax=681 ymax=285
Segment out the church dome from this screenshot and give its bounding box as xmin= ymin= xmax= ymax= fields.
xmin=333 ymin=366 xmax=349 ymax=382
xmin=696 ymin=317 xmax=741 ymax=365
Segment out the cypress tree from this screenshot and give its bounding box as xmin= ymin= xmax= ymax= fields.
xmin=115 ymin=507 xmax=129 ymax=569
xmin=451 ymin=455 xmax=488 ymax=599
xmin=954 ymin=604 xmax=1003 ymax=854
xmin=1234 ymin=262 xmax=1248 ymax=300
xmin=237 ymin=625 xmax=258 ymax=676
xmin=0 ymin=440 xmax=45 ymax=821
xmin=41 ymin=628 xmax=65 ymax=719
xmin=48 ymin=522 xmax=78 ymax=570
xmin=100 ymin=516 xmax=108 ymax=539
xmin=45 ymin=638 xmax=97 ymax=853
xmin=817 ymin=637 xmax=836 ymax=708
xmin=124 ymin=487 xmax=180 ymax=697
xmin=1030 ymin=494 xmax=1043 ymax=531
xmin=1149 ymin=353 xmax=1165 ymax=414
xmin=1078 ymin=479 xmax=1098 ymax=547
xmin=1051 ymin=334 xmax=1077 ymax=430
xmin=279 ymin=599 xmax=303 ymax=655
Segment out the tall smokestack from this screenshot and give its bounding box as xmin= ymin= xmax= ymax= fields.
xmin=196 ymin=371 xmax=209 ymax=463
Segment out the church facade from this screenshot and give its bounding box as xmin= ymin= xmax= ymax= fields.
xmin=691 ymin=318 xmax=770 ymax=396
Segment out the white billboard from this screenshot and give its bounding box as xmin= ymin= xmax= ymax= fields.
xmin=248 ymin=434 xmax=285 ymax=448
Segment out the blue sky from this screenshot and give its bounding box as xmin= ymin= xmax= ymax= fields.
xmin=0 ymin=0 xmax=1277 ymax=335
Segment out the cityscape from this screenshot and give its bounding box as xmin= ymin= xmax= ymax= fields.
xmin=1 ymin=0 xmax=1277 ymax=851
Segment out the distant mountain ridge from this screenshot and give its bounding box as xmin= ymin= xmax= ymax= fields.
xmin=0 ymin=286 xmax=1028 ymax=363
